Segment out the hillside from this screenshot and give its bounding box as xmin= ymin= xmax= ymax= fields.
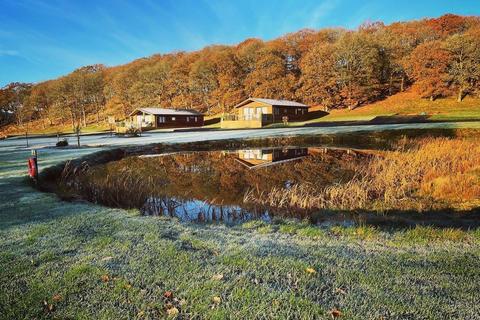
xmin=2 ymin=90 xmax=480 ymax=137
xmin=1 ymin=14 xmax=480 ymax=136
xmin=307 ymin=91 xmax=480 ymax=123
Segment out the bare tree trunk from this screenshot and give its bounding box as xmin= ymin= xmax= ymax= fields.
xmin=25 ymin=121 xmax=29 ymax=147
xmin=81 ymin=106 xmax=87 ymax=127
xmin=75 ymin=123 xmax=81 ymax=147
xmin=389 ymin=74 xmax=394 ymax=95
xmin=457 ymin=88 xmax=464 ymax=102
xmin=70 ymin=111 xmax=76 ymax=131
xmin=400 ymin=76 xmax=405 ymax=92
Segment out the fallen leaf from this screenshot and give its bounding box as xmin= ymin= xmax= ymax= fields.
xmin=305 ymin=267 xmax=316 ymax=274
xmin=335 ymin=287 xmax=346 ymax=295
xmin=101 ymin=256 xmax=113 ymax=262
xmin=124 ymin=283 xmax=132 ymax=290
xmin=212 ymin=274 xmax=224 ymax=281
xmin=166 ymin=306 xmax=179 ymax=316
xmin=52 ymin=294 xmax=62 ymax=302
xmin=212 ymin=296 xmax=221 ymax=304
xmin=330 ymin=308 xmax=342 ymax=318
xmin=137 ymin=310 xmax=145 ymax=317
xmin=164 ymin=290 xmax=173 ymax=299
xmin=101 ymin=274 xmax=110 ymax=282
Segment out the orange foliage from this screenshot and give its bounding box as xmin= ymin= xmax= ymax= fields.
xmin=1 ymin=14 xmax=479 ymax=131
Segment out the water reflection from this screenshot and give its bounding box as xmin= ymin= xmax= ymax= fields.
xmin=141 ymin=197 xmax=271 ymax=223
xmin=80 ymin=146 xmax=366 ymax=223
xmin=236 ymin=148 xmax=309 ymax=169
xmin=73 ymin=145 xmax=479 ymax=228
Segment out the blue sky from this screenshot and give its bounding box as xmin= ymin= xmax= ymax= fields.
xmin=1 ymin=0 xmax=479 ymax=86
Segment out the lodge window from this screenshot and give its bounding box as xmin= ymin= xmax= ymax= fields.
xmin=158 ymin=116 xmax=165 ymax=123
xmin=194 ymin=117 xmax=198 ymax=122
xmin=171 ymin=117 xmax=176 ymax=121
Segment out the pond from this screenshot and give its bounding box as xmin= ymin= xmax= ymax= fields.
xmin=58 ymin=141 xmax=480 ymax=228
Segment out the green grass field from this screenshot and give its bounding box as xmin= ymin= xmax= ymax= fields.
xmin=1 ymin=140 xmax=480 ymax=319
xmin=308 ymin=93 xmax=480 ymax=123
xmin=265 ymin=93 xmax=480 ymax=128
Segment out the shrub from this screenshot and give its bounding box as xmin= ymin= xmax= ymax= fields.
xmin=56 ymin=138 xmax=68 ymax=147
xmin=125 ymin=127 xmax=140 ymax=137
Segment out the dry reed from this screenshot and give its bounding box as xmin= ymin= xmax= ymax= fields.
xmin=244 ymin=137 xmax=480 ymax=211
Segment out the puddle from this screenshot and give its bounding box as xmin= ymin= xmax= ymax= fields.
xmin=55 ymin=145 xmax=480 ymax=228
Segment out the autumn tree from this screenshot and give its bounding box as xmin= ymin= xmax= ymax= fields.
xmin=189 ymin=49 xmax=219 ymax=112
xmin=126 ymin=55 xmax=174 ymax=108
xmin=166 ymin=53 xmax=197 ymax=108
xmin=298 ymin=43 xmax=339 ymax=108
xmin=3 ymin=13 xmax=480 ymax=132
xmin=209 ymin=48 xmax=245 ymax=113
xmin=426 ymin=14 xmax=469 ymax=38
xmin=444 ymin=33 xmax=480 ymax=101
xmin=408 ymin=40 xmax=451 ymax=100
xmin=0 ymin=83 xmax=32 ymax=126
xmin=244 ymin=46 xmax=296 ymax=100
xmin=236 ymin=38 xmax=264 ymax=74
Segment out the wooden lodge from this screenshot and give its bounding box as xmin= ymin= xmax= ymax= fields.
xmin=236 ymin=148 xmax=309 ymax=169
xmin=221 ymin=98 xmax=309 ymax=129
xmin=123 ymin=107 xmax=204 ymax=131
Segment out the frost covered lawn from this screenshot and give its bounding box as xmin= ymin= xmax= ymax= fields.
xmin=1 ymin=144 xmax=480 ymax=319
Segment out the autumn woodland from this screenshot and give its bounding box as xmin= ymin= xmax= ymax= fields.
xmin=1 ymin=14 xmax=480 ymax=133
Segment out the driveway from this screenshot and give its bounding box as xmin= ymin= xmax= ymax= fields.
xmin=1 ymin=120 xmax=479 ymax=151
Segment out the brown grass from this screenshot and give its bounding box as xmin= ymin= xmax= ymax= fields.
xmin=310 ymin=91 xmax=480 ymax=122
xmin=245 ymin=137 xmax=480 ymax=212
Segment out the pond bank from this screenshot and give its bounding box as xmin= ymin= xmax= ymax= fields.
xmin=38 ymin=130 xmax=480 ymax=229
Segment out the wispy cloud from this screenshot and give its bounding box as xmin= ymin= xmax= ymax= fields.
xmin=0 ymin=49 xmax=19 ymax=56
xmin=308 ymin=0 xmax=340 ymax=28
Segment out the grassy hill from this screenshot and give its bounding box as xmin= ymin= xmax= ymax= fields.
xmin=307 ymin=91 xmax=480 ymax=123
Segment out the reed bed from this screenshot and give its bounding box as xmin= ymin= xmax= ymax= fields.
xmin=244 ymin=137 xmax=480 ymax=211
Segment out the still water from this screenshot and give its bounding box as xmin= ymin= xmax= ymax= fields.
xmin=69 ymin=146 xmax=479 ymax=228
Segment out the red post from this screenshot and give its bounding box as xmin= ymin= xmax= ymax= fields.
xmin=27 ymin=149 xmax=39 ymax=183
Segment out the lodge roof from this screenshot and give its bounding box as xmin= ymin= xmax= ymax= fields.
xmin=234 ymin=98 xmax=308 ymax=109
xmin=130 ymin=107 xmax=202 ymax=116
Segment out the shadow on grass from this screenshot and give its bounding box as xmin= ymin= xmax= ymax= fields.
xmin=0 ymin=175 xmax=105 ymax=231
xmin=309 ymin=207 xmax=480 ymax=231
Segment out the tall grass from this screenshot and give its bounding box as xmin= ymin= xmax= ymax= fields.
xmin=245 ymin=137 xmax=480 ymax=211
